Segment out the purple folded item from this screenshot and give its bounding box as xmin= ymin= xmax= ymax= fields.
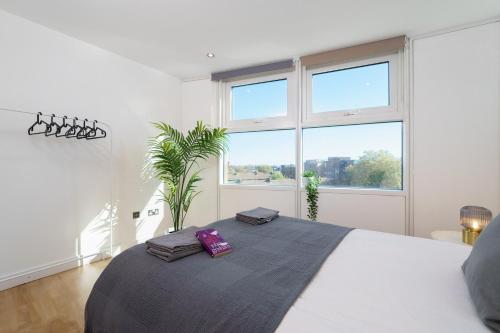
xmin=195 ymin=228 xmax=232 ymax=257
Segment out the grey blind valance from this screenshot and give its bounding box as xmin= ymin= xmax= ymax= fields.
xmin=211 ymin=59 xmax=294 ymax=82
xmin=300 ymin=36 xmax=406 ymax=68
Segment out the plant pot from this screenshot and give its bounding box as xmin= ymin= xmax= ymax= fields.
xmin=168 ymin=227 xmax=180 ymax=234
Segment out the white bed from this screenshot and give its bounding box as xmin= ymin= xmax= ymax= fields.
xmin=277 ymin=229 xmax=487 ymax=332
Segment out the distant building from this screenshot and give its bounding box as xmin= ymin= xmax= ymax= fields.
xmin=304 ymin=159 xmax=322 ymax=175
xmin=280 ymin=164 xmax=296 ymax=179
xmin=323 ymin=157 xmax=353 ymax=185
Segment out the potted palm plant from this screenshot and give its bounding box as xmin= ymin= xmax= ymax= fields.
xmin=147 ymin=121 xmax=227 ymax=232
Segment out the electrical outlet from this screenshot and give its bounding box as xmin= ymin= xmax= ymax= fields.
xmin=132 ymin=211 xmax=140 ymax=219
xmin=148 ymin=209 xmax=160 ymax=216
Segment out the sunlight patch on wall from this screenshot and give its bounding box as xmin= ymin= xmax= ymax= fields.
xmin=136 ymin=183 xmax=165 ymax=243
xmin=77 ymin=202 xmax=117 ymax=260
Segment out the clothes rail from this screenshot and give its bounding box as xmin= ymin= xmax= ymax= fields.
xmin=0 ymin=106 xmax=114 ymax=257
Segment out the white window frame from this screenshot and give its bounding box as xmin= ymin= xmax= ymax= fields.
xmin=221 ymin=128 xmax=298 ymax=188
xmin=300 ymin=121 xmax=405 ymax=191
xmin=222 ymin=71 xmax=297 ymax=131
xmin=218 ymin=51 xmax=407 ymax=192
xmin=299 ymin=51 xmax=407 ymax=192
xmin=303 ymin=54 xmax=401 ymax=124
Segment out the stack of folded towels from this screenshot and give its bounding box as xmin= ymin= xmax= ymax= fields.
xmin=146 ymin=226 xmax=202 ymax=262
xmin=236 ymin=207 xmax=279 ymax=225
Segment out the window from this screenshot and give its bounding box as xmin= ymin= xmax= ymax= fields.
xmin=305 ymin=54 xmax=398 ymax=121
xmin=224 ymin=130 xmax=296 ymax=186
xmin=221 ymin=51 xmax=404 ymax=191
xmin=302 ymin=122 xmax=403 ymax=190
xmin=224 ymin=72 xmax=296 ymax=129
xmin=312 ymin=62 xmax=389 ymax=113
xmin=222 ymin=71 xmax=297 ymax=187
xmin=232 ymin=79 xmax=287 ymax=120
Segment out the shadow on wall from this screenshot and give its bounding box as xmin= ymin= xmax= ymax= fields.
xmin=76 ymin=201 xmax=117 ymax=264
xmin=75 ymin=182 xmax=168 ymax=261
xmin=73 ymin=118 xmax=168 ymax=259
xmin=135 ymin=182 xmax=166 ymax=244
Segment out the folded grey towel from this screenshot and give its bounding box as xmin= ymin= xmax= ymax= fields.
xmin=236 ymin=207 xmax=279 ymax=225
xmin=146 ymin=226 xmax=202 ymax=252
xmin=236 ymin=216 xmax=271 ymax=225
xmin=147 ymin=247 xmax=203 ymax=262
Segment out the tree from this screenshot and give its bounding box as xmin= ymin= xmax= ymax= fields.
xmin=346 ymin=150 xmax=401 ymax=189
xmin=270 ymin=171 xmax=284 ymax=180
xmin=257 ymin=165 xmax=273 ymax=174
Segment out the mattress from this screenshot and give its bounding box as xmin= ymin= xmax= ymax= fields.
xmin=276 ymin=229 xmax=487 ymax=332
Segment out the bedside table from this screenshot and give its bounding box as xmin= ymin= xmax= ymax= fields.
xmin=430 ymin=230 xmax=470 ymax=246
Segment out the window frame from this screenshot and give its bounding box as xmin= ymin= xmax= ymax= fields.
xmin=219 ymin=51 xmax=406 ymax=193
xmin=222 ymin=71 xmax=297 ymax=131
xmin=303 ymin=54 xmax=400 ymax=124
xmin=301 ymin=121 xmax=404 ymax=191
xmin=222 ymin=128 xmax=298 ymax=187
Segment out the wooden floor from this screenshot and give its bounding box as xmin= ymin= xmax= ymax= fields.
xmin=0 ymin=259 xmax=110 ymax=333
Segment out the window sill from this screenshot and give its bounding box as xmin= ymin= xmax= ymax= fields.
xmin=300 ymin=186 xmax=406 ymax=196
xmin=220 ymin=184 xmax=296 ymax=191
xmin=219 ymin=184 xmax=405 ymax=196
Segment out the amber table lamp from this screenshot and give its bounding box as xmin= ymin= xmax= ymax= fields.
xmin=460 ymin=206 xmax=492 ymax=245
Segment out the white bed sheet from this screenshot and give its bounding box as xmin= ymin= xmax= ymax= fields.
xmin=276 ymin=229 xmax=487 ymax=333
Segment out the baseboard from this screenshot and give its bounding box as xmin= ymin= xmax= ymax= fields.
xmin=0 ymin=252 xmax=110 ymax=292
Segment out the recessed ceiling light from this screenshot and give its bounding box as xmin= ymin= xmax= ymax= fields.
xmin=206 ymin=52 xmax=215 ymax=58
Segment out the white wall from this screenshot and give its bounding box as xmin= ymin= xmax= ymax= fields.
xmin=412 ymin=22 xmax=500 ymax=237
xmin=300 ymin=191 xmax=406 ymax=234
xmin=221 ymin=187 xmax=297 ymax=219
xmin=0 ymin=9 xmax=181 ymax=289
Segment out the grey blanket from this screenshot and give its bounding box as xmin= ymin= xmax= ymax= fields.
xmin=85 ymin=216 xmax=352 ymax=333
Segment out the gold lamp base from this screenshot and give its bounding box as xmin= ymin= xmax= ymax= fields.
xmin=462 ymin=228 xmax=481 ymax=245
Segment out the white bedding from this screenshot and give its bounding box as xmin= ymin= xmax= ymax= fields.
xmin=276 ymin=229 xmax=487 ymax=333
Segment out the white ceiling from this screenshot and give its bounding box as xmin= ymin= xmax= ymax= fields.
xmin=1 ymin=0 xmax=499 ymax=80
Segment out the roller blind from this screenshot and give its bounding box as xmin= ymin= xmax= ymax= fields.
xmin=211 ymin=59 xmax=294 ymax=82
xmin=300 ymin=36 xmax=406 ymax=68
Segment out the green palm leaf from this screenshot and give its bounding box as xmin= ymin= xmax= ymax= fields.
xmin=147 ymin=121 xmax=227 ymax=231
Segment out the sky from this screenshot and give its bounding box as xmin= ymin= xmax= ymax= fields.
xmin=227 ymin=122 xmax=402 ymax=165
xmin=227 ymin=64 xmax=401 ymax=166
xmin=232 ymin=79 xmax=287 ymax=120
xmin=312 ymin=62 xmax=389 ymax=112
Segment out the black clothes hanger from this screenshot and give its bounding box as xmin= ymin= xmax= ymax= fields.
xmin=55 ymin=116 xmax=72 ymax=137
xmin=86 ymin=120 xmax=107 ymax=140
xmin=65 ymin=117 xmax=82 ymax=138
xmin=86 ymin=120 xmax=97 ymax=139
xmin=27 ymin=113 xmax=106 ymax=140
xmin=28 ymin=112 xmax=50 ymax=135
xmin=45 ymin=114 xmax=61 ymax=137
xmin=77 ymin=118 xmax=92 ymax=139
